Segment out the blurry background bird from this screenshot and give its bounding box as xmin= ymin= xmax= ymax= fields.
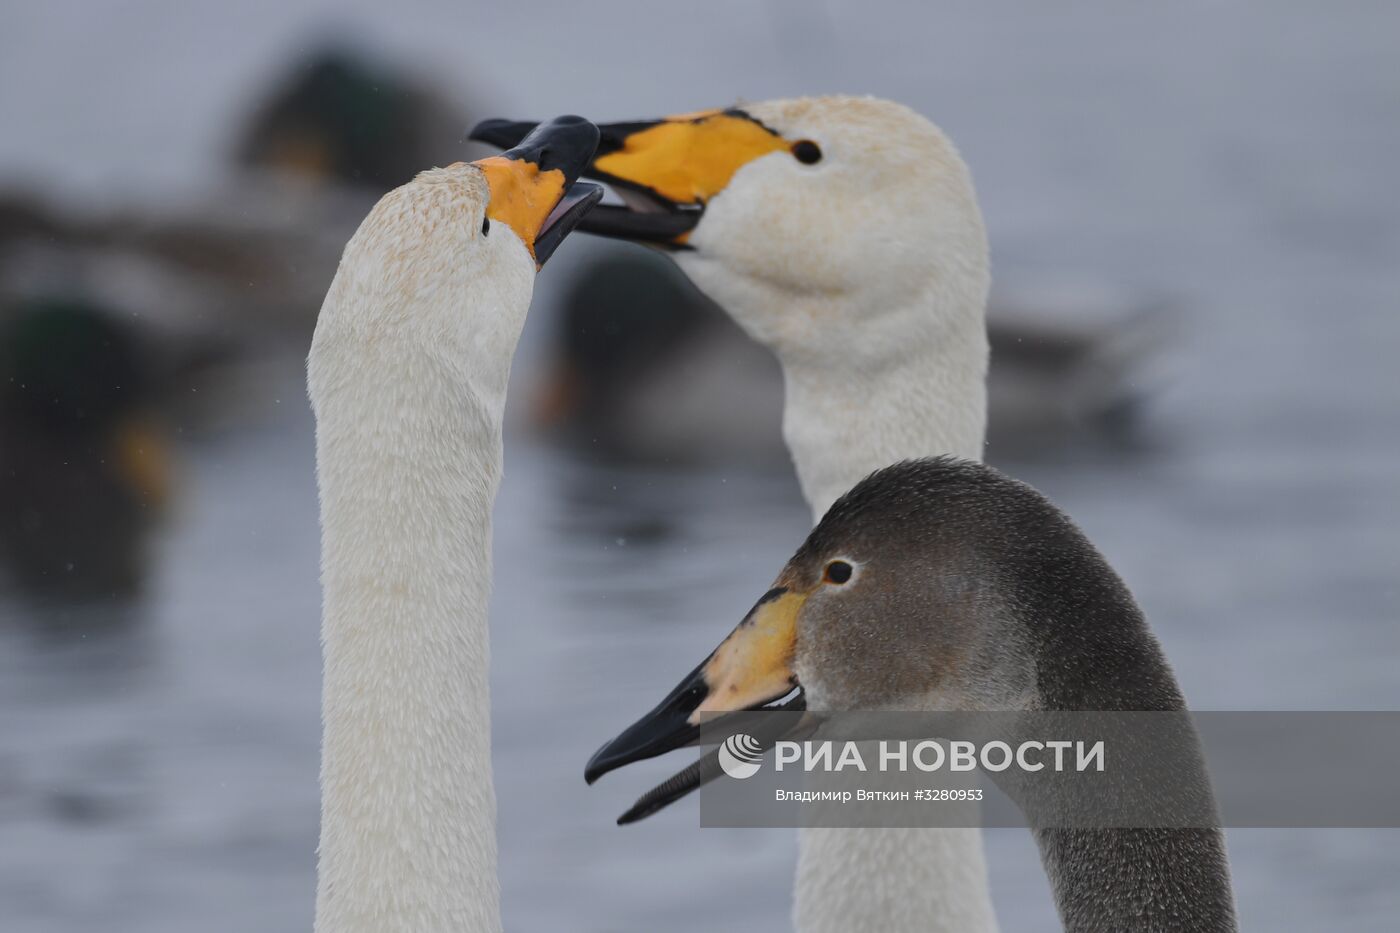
xmin=0 ymin=297 xmax=168 ymax=600
xmin=234 ymin=46 xmax=472 ymax=191
xmin=0 ymin=43 xmax=473 ymax=603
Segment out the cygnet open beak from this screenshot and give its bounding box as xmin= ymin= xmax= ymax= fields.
xmin=586 ymin=585 xmax=813 ymax=823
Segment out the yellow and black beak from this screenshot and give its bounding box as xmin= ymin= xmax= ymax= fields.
xmin=471 ymin=109 xmax=791 ymax=248
xmin=585 ymin=586 xmax=811 ymax=823
xmin=473 ymin=114 xmax=604 ymax=266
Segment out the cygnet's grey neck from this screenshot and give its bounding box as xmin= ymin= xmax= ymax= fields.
xmin=1033 ymin=824 xmax=1236 ymax=933
xmin=1019 ymin=610 xmax=1237 ymax=933
xmin=956 ymin=474 xmax=1238 ymax=933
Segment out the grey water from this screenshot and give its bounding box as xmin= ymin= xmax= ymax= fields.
xmin=2 ymin=1 xmax=1398 ymax=931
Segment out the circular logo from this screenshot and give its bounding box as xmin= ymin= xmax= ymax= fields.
xmin=718 ymin=733 xmax=765 ymax=780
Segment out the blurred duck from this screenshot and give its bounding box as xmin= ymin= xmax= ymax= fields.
xmin=0 ymin=298 xmax=170 ymax=599
xmin=477 ymin=96 xmax=1001 ymax=933
xmin=985 ymin=287 xmax=1173 ymax=455
xmin=587 ymin=457 xmax=1238 ymax=933
xmin=532 ymin=251 xmax=786 ymax=464
xmin=235 ymin=45 xmax=471 ymax=192
xmin=308 ymin=117 xmax=601 ymax=933
xmin=0 ymin=180 xmax=366 ymax=341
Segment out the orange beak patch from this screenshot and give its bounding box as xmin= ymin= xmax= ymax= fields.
xmin=593 ymin=110 xmax=791 ymax=207
xmin=474 ymin=156 xmax=568 ymax=261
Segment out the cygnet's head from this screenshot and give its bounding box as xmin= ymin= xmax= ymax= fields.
xmin=310 ymin=116 xmax=602 ymax=389
xmin=583 ymin=457 xmax=1161 ymax=813
xmin=472 ymin=98 xmax=988 ymax=355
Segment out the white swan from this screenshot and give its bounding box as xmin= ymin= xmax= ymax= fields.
xmin=307 ymin=117 xmax=601 ymax=933
xmin=590 ymin=456 xmax=1239 ymax=932
xmin=475 ymin=97 xmax=997 ymax=933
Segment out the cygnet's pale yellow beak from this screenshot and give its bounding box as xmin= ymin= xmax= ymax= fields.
xmin=472 ymin=115 xmax=604 ymax=266
xmin=471 ymin=109 xmax=804 ymax=248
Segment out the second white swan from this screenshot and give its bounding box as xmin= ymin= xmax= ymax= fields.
xmin=308 ymin=116 xmax=601 ymax=933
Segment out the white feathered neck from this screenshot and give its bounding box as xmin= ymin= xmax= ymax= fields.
xmin=308 ymin=165 xmax=533 ymax=933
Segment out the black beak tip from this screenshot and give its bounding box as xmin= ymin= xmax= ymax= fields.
xmin=583 ymin=745 xmax=619 ymax=785
xmin=582 ymin=660 xmax=712 ymax=784
xmin=582 ymin=717 xmax=688 ymax=785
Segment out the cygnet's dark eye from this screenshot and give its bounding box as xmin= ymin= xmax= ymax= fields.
xmin=824 ymin=560 xmax=853 ymax=584
xmin=791 ymin=140 xmax=822 ymax=165
xmin=481 ymin=216 xmax=491 ymax=236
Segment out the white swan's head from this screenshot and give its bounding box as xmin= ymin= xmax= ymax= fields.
xmin=473 ymin=98 xmax=988 ymax=354
xmin=310 ymin=117 xmax=602 ymax=392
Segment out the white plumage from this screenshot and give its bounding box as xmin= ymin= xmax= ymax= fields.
xmin=308 ymin=164 xmax=536 ymax=933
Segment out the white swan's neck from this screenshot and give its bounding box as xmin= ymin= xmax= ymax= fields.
xmin=310 ymin=193 xmax=524 ymax=931
xmin=312 ymin=355 xmax=505 ymax=933
xmin=776 ymin=291 xmax=988 ymax=517
xmin=678 ymin=256 xmax=989 ymax=518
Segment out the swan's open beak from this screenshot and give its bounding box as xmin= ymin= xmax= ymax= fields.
xmin=586 ymin=586 xmax=811 ymax=823
xmin=474 ymin=115 xmax=604 ymax=267
xmin=471 ymin=109 xmax=791 ymax=248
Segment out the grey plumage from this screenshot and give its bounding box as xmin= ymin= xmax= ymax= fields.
xmin=787 ymin=457 xmax=1237 ymax=932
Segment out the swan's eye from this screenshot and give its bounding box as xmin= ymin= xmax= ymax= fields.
xmin=481 ymin=216 xmax=491 ymax=236
xmin=824 ymin=560 xmax=853 ymax=584
xmin=791 ymin=140 xmax=822 ymax=165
